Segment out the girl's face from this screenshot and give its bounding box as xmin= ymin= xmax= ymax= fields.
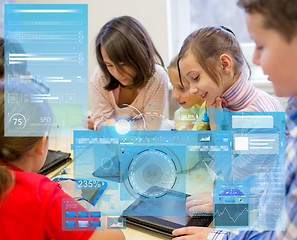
xmin=169 ymin=68 xmax=203 ymax=108
xmin=101 ymin=47 xmax=136 ymax=87
xmin=179 ymin=52 xmax=223 ymax=105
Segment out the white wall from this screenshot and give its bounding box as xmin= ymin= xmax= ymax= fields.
xmin=166 ymin=0 xmax=190 ymax=61
xmin=15 ymin=0 xmax=170 ymax=110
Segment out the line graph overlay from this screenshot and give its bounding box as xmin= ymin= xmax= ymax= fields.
xmin=214 ymin=204 xmax=249 ymax=227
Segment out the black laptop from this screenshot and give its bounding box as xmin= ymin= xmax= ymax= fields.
xmin=38 ymin=149 xmax=71 ymax=175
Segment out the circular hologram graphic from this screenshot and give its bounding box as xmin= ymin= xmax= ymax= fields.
xmin=115 ymin=119 xmax=130 ymax=135
xmin=101 ymin=157 xmax=113 ymax=170
xmin=8 ymin=113 xmax=27 ymax=130
xmin=100 ymin=105 xmax=145 ymax=139
xmin=141 ymin=163 xmax=162 ymax=185
xmin=127 ymin=148 xmax=177 ymax=198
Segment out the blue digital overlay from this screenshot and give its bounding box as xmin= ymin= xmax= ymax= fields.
xmin=70 ymin=111 xmax=285 ymax=224
xmin=214 ymin=204 xmax=249 ymax=227
xmin=107 ymin=217 xmax=126 ymax=229
xmin=120 ymin=145 xmax=186 ymax=201
xmin=213 ymin=180 xmax=250 ymax=228
xmin=212 ymin=112 xmax=286 ymax=230
xmin=78 ymin=211 xmax=89 ymax=218
xmin=215 ymin=111 xmax=285 ymax=131
xmin=62 ymin=197 xmax=105 ymax=231
xmin=66 ymin=211 xmax=76 ymax=218
xmin=4 ymin=4 xmax=88 ymax=136
xmin=72 ymin=128 xmax=232 ymax=216
xmin=53 ymin=177 xmax=107 ymax=206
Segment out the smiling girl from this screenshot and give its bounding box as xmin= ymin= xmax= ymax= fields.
xmin=174 ymin=26 xmax=285 ymax=228
xmin=178 ymin=26 xmax=283 ymax=130
xmin=90 ymin=16 xmax=168 ymax=130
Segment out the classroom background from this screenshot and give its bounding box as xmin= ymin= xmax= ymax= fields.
xmin=0 ymin=0 xmax=287 ymax=119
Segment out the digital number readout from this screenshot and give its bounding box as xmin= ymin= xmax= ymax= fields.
xmin=77 ymin=180 xmax=103 ymax=189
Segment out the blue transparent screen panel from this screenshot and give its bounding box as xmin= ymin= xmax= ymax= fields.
xmin=4 ymin=4 xmax=88 ymax=136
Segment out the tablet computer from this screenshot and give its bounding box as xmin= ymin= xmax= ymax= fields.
xmin=38 ymin=150 xmax=71 ymax=175
xmin=53 ymin=178 xmax=107 ymax=206
xmin=92 ymin=154 xmax=122 ymax=182
xmin=121 ymin=186 xmax=213 ymax=238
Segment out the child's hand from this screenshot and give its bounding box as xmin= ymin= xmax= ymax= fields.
xmin=104 ymin=118 xmax=117 ymax=126
xmin=81 ymin=115 xmax=95 ymax=130
xmin=59 ymin=180 xmax=82 ymax=198
xmin=186 ymin=192 xmax=213 ymax=215
xmin=206 ymin=97 xmax=228 ymax=109
xmin=185 ymin=124 xmax=194 ymax=130
xmin=172 ymin=226 xmax=213 ymax=240
xmin=87 ymin=116 xmax=94 ymax=130
xmin=206 ymin=97 xmax=228 ymax=130
xmin=220 ymin=97 xmax=228 ymax=108
xmin=97 ymin=118 xmax=116 ymax=130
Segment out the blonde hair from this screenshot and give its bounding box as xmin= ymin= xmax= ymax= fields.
xmin=167 ymin=54 xmax=179 ymax=70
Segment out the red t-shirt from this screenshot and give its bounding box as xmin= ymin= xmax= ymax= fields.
xmin=0 ymin=163 xmax=94 ymax=240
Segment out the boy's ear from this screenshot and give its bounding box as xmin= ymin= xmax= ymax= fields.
xmin=34 ymin=136 xmax=47 ymax=155
xmin=219 ymin=54 xmax=232 ymax=73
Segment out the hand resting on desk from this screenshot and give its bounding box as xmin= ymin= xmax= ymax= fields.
xmin=172 ymin=226 xmax=213 ymax=240
xmin=172 ymin=193 xmax=213 ymax=239
xmin=59 ymin=180 xmax=82 ymax=198
xmin=186 ymin=192 xmax=213 ymax=215
xmin=59 ymin=180 xmax=97 ymax=211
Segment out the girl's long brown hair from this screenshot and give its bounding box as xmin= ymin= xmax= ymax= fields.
xmin=96 ymin=16 xmax=164 ymax=90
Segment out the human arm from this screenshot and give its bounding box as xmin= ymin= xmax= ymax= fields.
xmin=172 ymin=227 xmax=276 ymax=240
xmin=90 ymin=67 xmax=116 ymax=130
xmin=206 ymin=97 xmax=228 ymax=130
xmin=172 ymin=226 xmax=213 ymax=240
xmin=206 ymin=97 xmax=228 ymax=109
xmin=42 ymin=179 xmax=125 ymax=239
xmin=207 ymin=129 xmax=297 ymax=239
xmin=87 ymin=115 xmax=94 ymax=130
xmin=142 ymin=65 xmax=168 ymax=117
xmin=186 ymin=192 xmax=213 ymax=215
xmin=179 ymin=152 xmax=289 ymax=240
xmin=58 ymin=180 xmax=125 ymax=239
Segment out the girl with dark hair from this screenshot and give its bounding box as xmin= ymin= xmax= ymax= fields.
xmin=89 ymin=16 xmax=168 ymax=130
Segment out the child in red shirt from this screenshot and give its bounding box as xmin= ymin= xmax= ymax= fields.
xmin=0 ymin=85 xmax=125 ymax=240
